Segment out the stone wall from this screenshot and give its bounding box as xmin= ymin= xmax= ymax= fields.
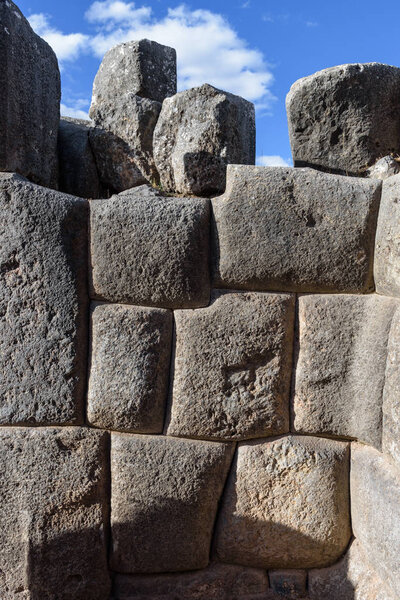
xmin=1 ymin=1 xmax=400 ymax=599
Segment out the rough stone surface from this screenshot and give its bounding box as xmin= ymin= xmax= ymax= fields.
xmin=383 ymin=306 xmax=400 ymax=465
xmin=0 ymin=427 xmax=110 ymax=599
xmin=90 ymin=186 xmax=210 ymax=308
xmin=166 ymin=291 xmax=295 ymax=441
xmin=214 ymin=435 xmax=350 ymax=569
xmin=0 ymin=0 xmax=60 ymax=188
xmin=153 ymin=84 xmax=256 ymax=195
xmin=374 ymin=173 xmax=400 ymax=297
xmin=286 ymin=63 xmax=400 ymax=175
xmin=269 ymin=570 xmax=307 ymax=598
xmin=110 ymin=433 xmax=234 ymax=573
xmin=308 ymin=539 xmax=396 ymax=600
xmin=90 ymin=39 xmax=177 ymax=106
xmin=367 ymin=155 xmax=400 ymax=180
xmin=351 ymin=443 xmax=400 ymax=599
xmin=212 ymin=166 xmax=380 ymax=293
xmin=87 ymin=303 xmax=173 ymax=433
xmin=292 ymin=294 xmax=397 ymax=447
xmin=58 ymin=118 xmax=102 ymax=198
xmin=0 ymin=173 xmax=88 ymax=425
xmin=113 ymin=563 xmax=270 ymax=600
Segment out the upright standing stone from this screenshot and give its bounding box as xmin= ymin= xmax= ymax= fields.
xmin=110 ymin=433 xmax=234 ymax=573
xmin=0 ymin=173 xmax=88 ymax=425
xmin=374 ymin=173 xmax=400 ymax=297
xmin=167 ymin=291 xmax=294 ymax=441
xmin=212 ymin=166 xmax=380 ymax=293
xmin=0 ymin=0 xmax=60 ymax=187
xmin=286 ymin=63 xmax=400 ymax=175
xmin=153 ymin=84 xmax=256 ymax=195
xmin=0 ymin=427 xmax=110 ymax=599
xmin=383 ymin=306 xmax=400 ymax=465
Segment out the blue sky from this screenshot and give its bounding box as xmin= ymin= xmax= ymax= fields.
xmin=17 ymin=0 xmax=400 ymax=166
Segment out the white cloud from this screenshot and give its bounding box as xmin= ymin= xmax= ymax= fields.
xmin=85 ymin=1 xmax=151 ymax=28
xmin=257 ymin=155 xmax=291 ymax=167
xmin=28 ymin=13 xmax=89 ymax=62
xmin=60 ymin=102 xmax=90 ymax=120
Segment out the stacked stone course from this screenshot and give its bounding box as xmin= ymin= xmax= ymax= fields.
xmin=1 ymin=1 xmax=400 ymax=598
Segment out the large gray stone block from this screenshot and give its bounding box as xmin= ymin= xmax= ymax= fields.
xmin=153 ymin=84 xmax=255 ymax=195
xmin=212 ymin=166 xmax=380 ymax=293
xmin=88 ymin=303 xmax=173 ymax=433
xmin=374 ymin=173 xmax=400 ymax=296
xmin=110 ymin=433 xmax=234 ymax=573
xmin=0 ymin=427 xmax=110 ymax=599
xmin=292 ymin=294 xmax=397 ymax=447
xmin=89 ymin=186 xmax=210 ymax=308
xmin=214 ymin=435 xmax=350 ymax=569
xmin=0 ymin=173 xmax=88 ymax=425
xmin=0 ymin=0 xmax=60 ymax=188
xmin=383 ymin=305 xmax=400 ymax=465
xmin=351 ymin=443 xmax=400 ymax=599
xmin=166 ymin=291 xmax=295 ymax=441
xmin=286 ymin=63 xmax=400 ymax=175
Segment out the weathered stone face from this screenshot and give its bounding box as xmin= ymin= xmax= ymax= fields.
xmin=286 ymin=63 xmax=400 ymax=175
xmin=0 ymin=174 xmax=88 ymax=425
xmin=382 ymin=306 xmax=400 ymax=465
xmin=88 ymin=303 xmax=173 ymax=433
xmin=110 ymin=433 xmax=235 ymax=573
xmin=153 ymin=84 xmax=256 ymax=195
xmin=0 ymin=427 xmax=110 ymax=600
xmin=166 ymin=291 xmax=294 ymax=441
xmin=374 ymin=173 xmax=400 ymax=297
xmin=214 ymin=435 xmax=351 ymax=569
xmin=269 ymin=570 xmax=307 ymax=599
xmin=0 ymin=0 xmax=61 ymax=188
xmin=212 ymin=166 xmax=380 ymax=293
xmin=351 ymin=443 xmax=400 ymax=599
xmin=292 ymin=294 xmax=397 ymax=447
xmin=89 ymin=187 xmax=210 ymax=308
xmin=367 ymin=155 xmax=400 ymax=180
xmin=58 ymin=118 xmax=102 ymax=199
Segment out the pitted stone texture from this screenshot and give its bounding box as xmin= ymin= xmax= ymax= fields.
xmin=212 ymin=166 xmax=380 ymax=293
xmin=367 ymin=155 xmax=400 ymax=180
xmin=167 ymin=292 xmax=294 ymax=441
xmin=292 ymin=294 xmax=397 ymax=447
xmin=110 ymin=433 xmax=234 ymax=573
xmin=351 ymin=444 xmax=400 ymax=599
xmin=90 ymin=39 xmax=176 ymax=107
xmin=0 ymin=0 xmax=60 ymax=188
xmin=286 ymin=63 xmax=400 ymax=175
xmin=308 ymin=540 xmax=397 ymax=600
xmin=374 ymin=173 xmax=400 ymax=297
xmin=0 ymin=173 xmax=88 ymax=425
xmin=269 ymin=570 xmax=307 ymax=599
xmin=113 ymin=563 xmax=270 ymax=600
xmin=383 ymin=306 xmax=400 ymax=465
xmin=0 ymin=427 xmax=110 ymax=600
xmin=153 ymin=84 xmax=255 ymax=195
xmin=90 ymin=187 xmax=210 ymax=308
xmin=58 ymin=118 xmax=102 ymax=199
xmin=214 ymin=435 xmax=350 ymax=569
xmin=88 ymin=303 xmax=172 ymax=433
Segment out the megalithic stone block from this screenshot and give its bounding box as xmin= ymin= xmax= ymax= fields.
xmin=382 ymin=305 xmax=400 ymax=466
xmin=0 ymin=0 xmax=61 ymax=187
xmin=286 ymin=63 xmax=400 ymax=175
xmin=374 ymin=172 xmax=400 ymax=296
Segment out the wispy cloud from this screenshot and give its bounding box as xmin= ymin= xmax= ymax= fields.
xmin=306 ymin=21 xmax=318 ymax=27
xmin=60 ymin=102 xmax=90 ymax=120
xmin=256 ymin=155 xmax=291 ymax=167
xmin=28 ymin=13 xmax=89 ymax=62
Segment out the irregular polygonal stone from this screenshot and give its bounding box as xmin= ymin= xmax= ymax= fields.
xmin=153 ymin=84 xmax=255 ymax=195
xmin=0 ymin=427 xmax=110 ymax=599
xmin=351 ymin=443 xmax=400 ymax=599
xmin=292 ymin=294 xmax=397 ymax=447
xmin=0 ymin=173 xmax=88 ymax=425
xmin=214 ymin=435 xmax=350 ymax=569
xmin=90 ymin=39 xmax=177 ymax=106
xmin=166 ymin=291 xmax=294 ymax=441
xmin=110 ymin=433 xmax=235 ymax=573
xmin=383 ymin=306 xmax=400 ymax=465
xmin=308 ymin=539 xmax=396 ymax=600
xmin=113 ymin=563 xmax=270 ymax=600
xmin=269 ymin=570 xmax=307 ymax=599
xmin=374 ymin=173 xmax=400 ymax=296
xmin=212 ymin=166 xmax=380 ymax=293
xmin=87 ymin=303 xmax=172 ymax=432
xmin=286 ymin=63 xmax=400 ymax=175
xmin=0 ymin=0 xmax=60 ymax=188
xmin=90 ymin=186 xmax=210 ymax=308
xmin=58 ymin=118 xmax=102 ymax=199
xmin=367 ymin=155 xmax=400 ymax=180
